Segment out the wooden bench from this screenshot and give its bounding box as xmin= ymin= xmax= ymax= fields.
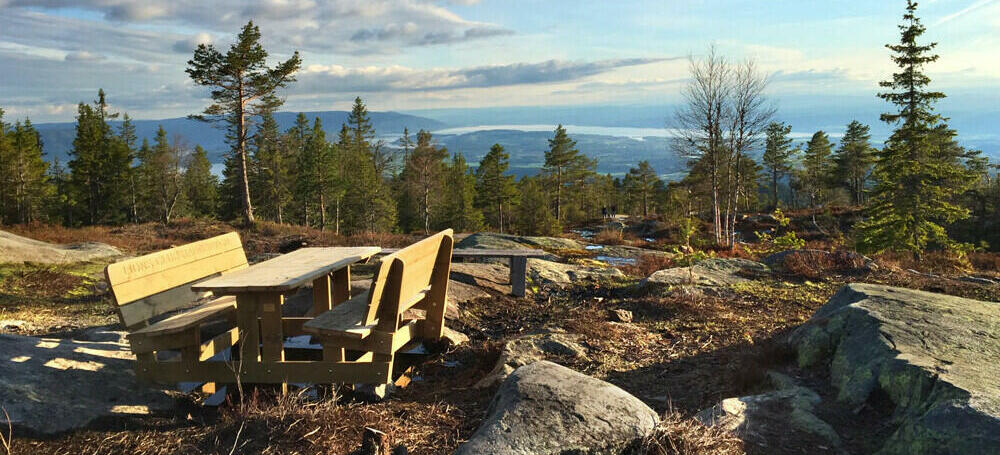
xmin=304 ymin=229 xmax=454 ymax=396
xmin=104 ymin=232 xmax=248 ymax=389
xmin=380 ymin=248 xmax=547 ymax=297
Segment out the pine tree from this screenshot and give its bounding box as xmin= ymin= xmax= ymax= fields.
xmin=762 ymin=122 xmax=794 ymax=209
xmin=435 ymin=153 xmax=484 ymax=232
xmin=625 ymin=160 xmax=660 ymax=218
xmin=474 ymin=143 xmax=519 ymax=233
xmin=183 ymin=145 xmax=219 ymax=218
xmin=119 ymin=114 xmax=140 ymax=223
xmin=0 ymin=109 xmax=12 ymax=223
xmin=515 ymin=177 xmax=560 ymax=236
xmin=542 ymin=125 xmax=593 ymax=221
xmin=857 ymin=0 xmax=979 ymax=253
xmin=186 ymin=20 xmax=301 ymax=225
xmin=802 ymin=131 xmax=834 ymax=207
xmin=834 ymin=120 xmax=875 ymax=205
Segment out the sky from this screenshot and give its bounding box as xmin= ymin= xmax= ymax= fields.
xmin=1 ymin=0 xmax=999 ymax=124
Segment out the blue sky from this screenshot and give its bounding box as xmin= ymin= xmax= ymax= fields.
xmin=0 ymin=0 xmax=998 ymax=123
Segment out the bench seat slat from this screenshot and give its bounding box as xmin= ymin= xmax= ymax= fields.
xmin=128 ymin=295 xmax=237 ymax=338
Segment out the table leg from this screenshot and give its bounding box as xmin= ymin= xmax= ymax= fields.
xmin=312 ymin=274 xmax=332 ymax=315
xmin=332 ymin=266 xmax=351 ymax=305
xmin=258 ymin=292 xmax=287 ymax=393
xmin=235 ymin=294 xmax=261 ymax=364
xmin=510 ymin=256 xmax=528 ymax=297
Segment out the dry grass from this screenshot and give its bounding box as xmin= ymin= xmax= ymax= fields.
xmin=872 ymin=250 xmax=973 ymax=276
xmin=621 ymin=254 xmax=676 ymax=278
xmin=629 ymin=409 xmax=744 ymax=455
xmin=781 ymin=250 xmax=868 ymax=280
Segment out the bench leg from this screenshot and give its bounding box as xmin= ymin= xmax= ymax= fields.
xmin=258 ymin=292 xmax=287 ymax=394
xmin=510 ymin=256 xmax=528 ymax=297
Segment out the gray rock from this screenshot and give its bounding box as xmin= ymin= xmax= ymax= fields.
xmin=450 ymin=262 xmax=512 ymax=293
xmin=696 ymin=372 xmax=842 ymax=453
xmin=475 ymin=331 xmax=589 ymax=388
xmin=643 ymin=258 xmax=768 ymax=287
xmin=790 ymin=283 xmax=1000 ymax=454
xmin=457 ymin=232 xmax=584 ymax=252
xmin=457 ymin=361 xmax=658 ymax=455
xmin=958 ymin=275 xmax=998 ymax=286
xmin=527 ymin=259 xmax=624 ymax=286
xmin=0 ymin=229 xmax=122 ymax=264
xmin=0 ymin=328 xmax=173 ymax=434
xmin=609 ymin=309 xmax=633 ymax=323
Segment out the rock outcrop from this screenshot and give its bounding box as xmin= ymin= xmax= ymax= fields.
xmin=528 ymin=259 xmax=624 ymax=286
xmin=696 ymin=372 xmax=842 ymax=454
xmin=0 ymin=327 xmax=172 ymax=434
xmin=457 ymin=232 xmax=583 ymax=252
xmin=0 ymin=229 xmax=121 ymax=264
xmin=790 ymin=283 xmax=1000 ymax=454
xmin=457 ymin=361 xmax=658 ymax=455
xmin=475 ymin=331 xmax=589 ymax=388
xmin=643 ymin=258 xmax=769 ymax=287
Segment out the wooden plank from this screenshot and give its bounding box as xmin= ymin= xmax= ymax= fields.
xmin=139 ymin=360 xmax=392 ymax=384
xmin=258 ymin=293 xmax=285 ymax=363
xmin=235 ymin=294 xmax=261 ymax=362
xmin=111 ymin=248 xmax=249 ymax=306
xmin=200 ymin=328 xmax=239 ymax=361
xmin=303 ymin=293 xmax=374 ymax=339
xmin=332 ymin=267 xmax=351 ymax=305
xmin=106 ymin=232 xmax=244 ymax=285
xmin=379 ymin=248 xmax=546 ymax=257
xmin=192 ymin=247 xmax=380 ymax=294
xmin=115 ymin=262 xmax=246 ymax=329
xmin=128 ymin=327 xmax=200 ymax=354
xmin=421 ymin=233 xmax=453 ymax=339
xmin=510 ymin=256 xmax=528 ymax=297
xmin=128 ymin=296 xmax=236 ymax=337
xmin=312 ymin=274 xmax=331 ymax=314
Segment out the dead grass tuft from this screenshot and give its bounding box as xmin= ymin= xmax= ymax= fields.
xmin=629 ymin=409 xmax=744 ymax=455
xmin=621 ymin=254 xmax=676 ymax=278
xmin=782 ymin=250 xmax=867 ymax=280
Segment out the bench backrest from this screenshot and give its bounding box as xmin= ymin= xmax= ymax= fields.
xmin=104 ymin=232 xmax=249 ymax=330
xmin=363 ymin=229 xmax=453 ymax=332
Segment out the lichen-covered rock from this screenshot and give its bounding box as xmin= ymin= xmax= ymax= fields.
xmin=457 ymin=361 xmax=658 ymax=455
xmin=790 ymin=283 xmax=1000 ymax=455
xmin=457 ymin=232 xmax=583 ymax=252
xmin=527 ymin=259 xmax=624 ymax=286
xmin=696 ymin=372 xmax=842 ymax=453
xmin=1 ymin=229 xmax=122 ymax=264
xmin=475 ymin=331 xmax=589 ymax=388
xmin=642 ymin=258 xmax=768 ymax=287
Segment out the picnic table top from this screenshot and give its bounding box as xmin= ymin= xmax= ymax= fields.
xmin=379 ymin=248 xmax=548 ymax=257
xmin=192 ymin=246 xmax=380 ymax=294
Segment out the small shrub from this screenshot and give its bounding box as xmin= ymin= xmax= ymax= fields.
xmin=629 ymin=408 xmax=744 ymax=455
xmin=621 ymin=254 xmax=676 ymax=277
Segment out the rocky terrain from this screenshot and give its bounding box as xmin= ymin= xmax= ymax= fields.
xmin=1 ymin=220 xmax=998 ymax=454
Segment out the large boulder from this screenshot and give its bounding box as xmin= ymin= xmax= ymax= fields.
xmin=456 ymin=361 xmax=658 ymax=455
xmin=450 ymin=262 xmax=512 ymax=293
xmin=696 ymin=372 xmax=842 ymax=453
xmin=790 ymin=283 xmax=1000 ymax=454
xmin=643 ymin=258 xmax=768 ymax=287
xmin=475 ymin=331 xmax=589 ymax=388
xmin=0 ymin=328 xmax=173 ymax=434
xmin=528 ymin=259 xmax=624 ymax=286
xmin=0 ymin=229 xmax=121 ymax=264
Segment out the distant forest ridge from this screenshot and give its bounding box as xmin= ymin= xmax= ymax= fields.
xmin=31 ymin=105 xmax=1000 ymax=179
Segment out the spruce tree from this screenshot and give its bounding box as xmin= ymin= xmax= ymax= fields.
xmin=183 ymin=145 xmax=219 ymax=218
xmin=474 ymin=143 xmax=519 ymax=233
xmin=834 ymin=120 xmax=875 ymax=205
xmin=342 ymin=97 xmax=396 ymax=233
xmin=68 ymin=90 xmax=131 ymax=225
xmin=138 ymin=126 xmax=183 ymax=224
xmin=400 ymin=130 xmax=448 ymax=233
xmin=2 ymin=119 xmax=53 ymax=223
xmin=802 ymin=131 xmax=834 ymax=207
xmin=250 ymin=111 xmax=290 ymax=223
xmin=435 ymin=153 xmax=484 ymax=232
xmin=857 ymin=0 xmax=978 ymax=253
xmin=119 ymin=114 xmax=140 ymax=222
xmin=762 ymin=122 xmax=794 ymax=209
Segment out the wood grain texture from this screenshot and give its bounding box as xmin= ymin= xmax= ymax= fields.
xmin=379 ymin=248 xmax=546 ymax=257
xmin=127 ymin=296 xmax=236 ymax=337
xmin=192 ymin=247 xmax=380 ymax=293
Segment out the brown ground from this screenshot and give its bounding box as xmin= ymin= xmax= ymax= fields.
xmin=3 ymin=217 xmax=1000 ymax=454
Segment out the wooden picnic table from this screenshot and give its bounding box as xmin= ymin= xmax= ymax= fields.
xmin=380 ymin=248 xmax=547 ymax=297
xmin=191 ymin=246 xmax=380 ymax=387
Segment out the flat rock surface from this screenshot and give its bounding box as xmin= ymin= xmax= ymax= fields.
xmin=528 ymin=259 xmax=624 ymax=285
xmin=643 ymin=258 xmax=768 ymax=287
xmin=450 ymin=262 xmax=512 ymax=293
xmin=457 ymin=361 xmax=658 ymax=455
xmin=0 ymin=229 xmax=121 ymax=264
xmin=0 ymin=327 xmax=173 ymax=434
xmin=791 ymin=283 xmax=1000 ymax=454
xmin=457 ymin=232 xmax=584 ymax=252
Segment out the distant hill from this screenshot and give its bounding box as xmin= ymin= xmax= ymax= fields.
xmin=34 ymin=110 xmax=447 ymax=164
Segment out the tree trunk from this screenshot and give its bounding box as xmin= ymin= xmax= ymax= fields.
xmin=236 ymin=92 xmax=254 ymax=226
xmin=319 ymin=192 xmax=326 ymax=231
xmin=498 ymin=201 xmax=504 ymax=234
xmin=555 ymin=167 xmax=562 ymax=221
